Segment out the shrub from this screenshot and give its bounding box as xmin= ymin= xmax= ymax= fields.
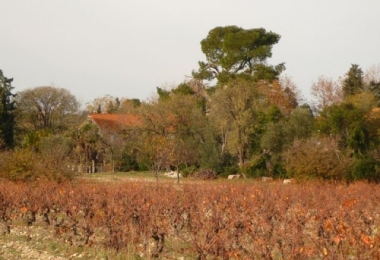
xmin=220 ymin=165 xmax=239 ymax=178
xmin=37 ymin=153 xmax=76 ymax=182
xmin=272 ymin=162 xmax=288 ymax=179
xmin=0 ymin=148 xmax=75 ymax=182
xmin=283 ymin=137 xmax=354 ymax=180
xmin=240 ymin=153 xmax=285 ymax=179
xmin=180 ymin=165 xmax=197 ymax=178
xmin=0 ymin=149 xmax=36 ymax=181
xmin=348 ymin=158 xmax=380 ymax=183
xmin=117 ymin=151 xmax=139 ymax=172
xmin=243 ymin=154 xmax=268 ymax=178
xmin=192 ymin=169 xmax=217 ymax=180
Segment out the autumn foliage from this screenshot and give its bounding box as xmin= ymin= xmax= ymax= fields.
xmin=1 ymin=179 xmax=380 ymax=259
xmin=283 ymin=137 xmax=353 ymax=180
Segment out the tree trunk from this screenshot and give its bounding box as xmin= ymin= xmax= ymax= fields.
xmin=176 ymin=167 xmax=180 ymax=184
xmin=238 ymin=147 xmax=247 ymax=179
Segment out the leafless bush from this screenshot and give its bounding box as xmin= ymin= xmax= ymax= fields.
xmin=192 ymin=169 xmax=218 ymax=180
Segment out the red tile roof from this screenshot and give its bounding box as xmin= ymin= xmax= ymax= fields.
xmin=89 ymin=114 xmax=142 ymax=132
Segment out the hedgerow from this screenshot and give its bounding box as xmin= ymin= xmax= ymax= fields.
xmin=0 ymin=149 xmax=75 ymax=182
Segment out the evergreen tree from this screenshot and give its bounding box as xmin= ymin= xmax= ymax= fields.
xmin=192 ymin=26 xmax=285 ymax=85
xmin=343 ymin=64 xmax=364 ymax=97
xmin=0 ymin=70 xmax=16 ymax=148
xmin=156 ymin=87 xmax=170 ymax=102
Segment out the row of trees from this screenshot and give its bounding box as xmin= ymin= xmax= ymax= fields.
xmin=1 ymin=25 xmax=380 ymax=181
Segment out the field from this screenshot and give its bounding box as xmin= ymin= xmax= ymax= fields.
xmin=1 ymin=173 xmax=380 ymax=259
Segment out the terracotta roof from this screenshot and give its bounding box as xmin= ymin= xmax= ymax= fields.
xmin=89 ymin=114 xmax=142 ymax=132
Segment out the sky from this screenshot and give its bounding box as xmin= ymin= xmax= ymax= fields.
xmin=1 ymin=0 xmax=380 ymax=105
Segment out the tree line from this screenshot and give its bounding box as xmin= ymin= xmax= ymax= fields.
xmin=1 ymin=25 xmax=380 ymax=182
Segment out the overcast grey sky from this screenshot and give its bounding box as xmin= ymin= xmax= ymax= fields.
xmin=1 ymin=0 xmax=379 ymax=105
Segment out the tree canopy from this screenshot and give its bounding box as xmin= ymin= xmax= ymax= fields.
xmin=343 ymin=64 xmax=364 ymax=97
xmin=192 ymin=26 xmax=285 ymax=84
xmin=16 ymin=86 xmax=80 ymax=132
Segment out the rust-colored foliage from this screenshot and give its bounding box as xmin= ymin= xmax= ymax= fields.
xmin=89 ymin=113 xmax=142 ymax=133
xmin=1 ymin=179 xmax=380 ymax=259
xmin=258 ymin=80 xmax=298 ymax=114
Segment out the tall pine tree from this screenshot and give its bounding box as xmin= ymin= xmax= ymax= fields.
xmin=0 ymin=70 xmax=16 ymax=148
xmin=343 ymin=64 xmax=364 ymax=97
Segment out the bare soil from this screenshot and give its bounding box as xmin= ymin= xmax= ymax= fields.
xmin=0 ymin=225 xmax=123 ymax=260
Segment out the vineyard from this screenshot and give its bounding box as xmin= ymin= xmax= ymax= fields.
xmin=1 ymin=179 xmax=380 ymax=259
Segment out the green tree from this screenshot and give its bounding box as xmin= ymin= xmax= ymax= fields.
xmin=210 ymin=79 xmax=265 ymax=172
xmin=192 ymin=26 xmax=284 ymax=84
xmin=316 ymin=101 xmax=370 ymax=156
xmin=260 ymin=122 xmax=285 ymax=156
xmin=156 ymin=80 xmax=220 ymax=171
xmin=343 ymin=64 xmax=364 ymax=97
xmin=164 ymin=93 xmax=213 ymax=175
xmin=171 ymin=83 xmax=196 ymax=96
xmin=0 ymin=70 xmax=16 ymax=149
xmin=260 ymin=105 xmax=314 ymax=161
xmin=156 ymin=87 xmax=170 ymax=102
xmin=284 ymin=104 xmax=314 ymax=141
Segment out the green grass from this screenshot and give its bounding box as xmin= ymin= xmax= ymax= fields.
xmin=78 ymin=171 xmax=157 ymax=182
xmin=79 ymin=170 xmax=268 ymax=185
xmin=81 ymin=170 xmax=187 ymax=183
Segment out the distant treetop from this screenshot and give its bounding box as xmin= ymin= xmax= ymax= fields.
xmin=192 ymin=25 xmax=285 ymax=85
